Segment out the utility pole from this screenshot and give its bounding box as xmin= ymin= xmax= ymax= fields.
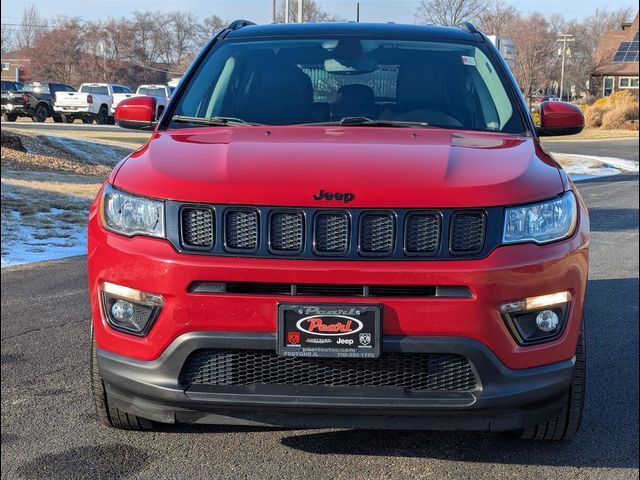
xmin=557 ymin=33 xmax=575 ymax=101
xmin=356 ymin=2 xmax=360 ymax=22
xmin=272 ymin=0 xmax=276 ymax=23
xmin=298 ymin=0 xmax=304 ymax=23
xmin=285 ymin=0 xmax=290 ymax=23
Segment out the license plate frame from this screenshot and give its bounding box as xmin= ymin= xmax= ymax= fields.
xmin=277 ymin=303 xmax=381 ymax=359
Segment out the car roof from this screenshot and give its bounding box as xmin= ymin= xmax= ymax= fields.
xmin=226 ymin=22 xmax=481 ymax=43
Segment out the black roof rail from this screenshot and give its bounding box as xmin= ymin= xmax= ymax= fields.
xmin=458 ymin=21 xmax=479 ymax=34
xmin=226 ymin=20 xmax=256 ymax=31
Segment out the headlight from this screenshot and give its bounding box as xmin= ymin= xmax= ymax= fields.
xmin=503 ymin=191 xmax=577 ymax=245
xmin=101 ymin=184 xmax=165 ymax=238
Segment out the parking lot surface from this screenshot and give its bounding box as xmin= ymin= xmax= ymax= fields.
xmin=1 ymin=176 xmax=638 ymax=480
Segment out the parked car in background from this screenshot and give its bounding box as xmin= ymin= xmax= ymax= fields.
xmin=2 ymin=82 xmax=75 ymax=122
xmin=1 ymin=81 xmax=24 ymax=121
xmin=134 ymin=84 xmax=176 ymax=119
xmin=54 ymin=83 xmax=133 ymax=124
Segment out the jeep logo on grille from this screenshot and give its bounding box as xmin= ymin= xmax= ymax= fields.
xmin=313 ymin=189 xmax=355 ymax=203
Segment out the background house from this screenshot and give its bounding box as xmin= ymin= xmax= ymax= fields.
xmin=1 ymin=50 xmax=32 ymax=82
xmin=591 ymin=12 xmax=639 ymax=99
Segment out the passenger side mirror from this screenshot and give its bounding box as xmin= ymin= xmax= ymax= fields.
xmin=536 ymin=101 xmax=584 ymax=137
xmin=115 ymin=96 xmax=157 ymax=130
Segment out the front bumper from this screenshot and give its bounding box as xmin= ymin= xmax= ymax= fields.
xmin=98 ymin=332 xmax=575 ymax=430
xmin=1 ymin=103 xmax=30 ymax=115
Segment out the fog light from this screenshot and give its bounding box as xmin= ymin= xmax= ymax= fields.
xmin=500 ymin=291 xmax=571 ymax=345
xmin=111 ymin=300 xmax=135 ymax=322
xmin=536 ymin=309 xmax=559 ymax=332
xmin=101 ymin=282 xmax=163 ymax=336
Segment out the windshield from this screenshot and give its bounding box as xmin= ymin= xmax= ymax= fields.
xmin=171 ymin=37 xmax=525 ymax=133
xmin=80 ymin=85 xmax=109 ymax=95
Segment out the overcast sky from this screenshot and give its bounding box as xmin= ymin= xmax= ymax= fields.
xmin=0 ymin=0 xmax=637 ymax=25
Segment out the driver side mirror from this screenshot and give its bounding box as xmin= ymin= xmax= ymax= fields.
xmin=536 ymin=101 xmax=584 ymax=137
xmin=115 ymin=96 xmax=157 ymax=130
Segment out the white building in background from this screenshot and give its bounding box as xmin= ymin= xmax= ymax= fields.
xmin=488 ymin=36 xmax=516 ymax=72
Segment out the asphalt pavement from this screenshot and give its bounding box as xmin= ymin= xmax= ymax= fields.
xmin=542 ymin=138 xmax=640 ymax=162
xmin=1 ymin=174 xmax=638 ymax=480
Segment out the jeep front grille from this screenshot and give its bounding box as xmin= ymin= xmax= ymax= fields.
xmin=173 ymin=203 xmax=498 ymax=260
xmin=181 ymin=350 xmax=478 ymax=392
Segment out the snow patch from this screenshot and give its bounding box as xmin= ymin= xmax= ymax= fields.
xmin=554 ymin=153 xmax=639 ymax=182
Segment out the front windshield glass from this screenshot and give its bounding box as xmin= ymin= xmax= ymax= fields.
xmin=171 ymin=37 xmax=525 ymax=133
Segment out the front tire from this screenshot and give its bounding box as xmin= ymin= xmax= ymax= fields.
xmin=2 ymin=112 xmax=18 ymax=122
xmin=81 ymin=116 xmax=94 ymax=124
xmin=96 ymin=106 xmax=109 ymax=125
xmin=520 ymin=330 xmax=586 ymax=441
xmin=61 ymin=114 xmax=75 ymax=123
xmin=32 ymin=104 xmax=48 ymax=122
xmin=90 ymin=329 xmax=155 ymax=431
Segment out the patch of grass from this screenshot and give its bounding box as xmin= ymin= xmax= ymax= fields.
xmin=542 ymin=128 xmax=639 ymax=141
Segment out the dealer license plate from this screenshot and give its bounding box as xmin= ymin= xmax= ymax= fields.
xmin=277 ymin=304 xmax=381 ymax=358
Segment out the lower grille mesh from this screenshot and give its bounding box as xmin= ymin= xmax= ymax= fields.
xmin=182 ymin=350 xmax=477 ymax=392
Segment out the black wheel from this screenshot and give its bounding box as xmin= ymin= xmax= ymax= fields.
xmin=90 ymin=328 xmax=155 ymax=431
xmin=53 ymin=115 xmax=63 ymax=123
xmin=81 ymin=116 xmax=94 ymax=124
xmin=96 ymin=106 xmax=109 ymax=125
xmin=61 ymin=114 xmax=75 ymax=124
xmin=520 ymin=330 xmax=586 ymax=441
xmin=2 ymin=113 xmax=18 ymax=122
xmin=33 ymin=103 xmax=48 ymax=122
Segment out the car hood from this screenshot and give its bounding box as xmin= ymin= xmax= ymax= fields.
xmin=113 ymin=126 xmax=562 ymax=208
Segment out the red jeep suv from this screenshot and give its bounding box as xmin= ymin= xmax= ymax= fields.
xmin=90 ymin=20 xmax=589 ymax=440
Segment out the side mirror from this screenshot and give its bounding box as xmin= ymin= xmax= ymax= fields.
xmin=536 ymin=101 xmax=584 ymax=137
xmin=115 ymin=96 xmax=156 ymax=130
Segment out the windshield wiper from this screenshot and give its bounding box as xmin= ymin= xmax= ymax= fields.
xmin=171 ymin=115 xmax=259 ymax=126
xmin=303 ymin=117 xmax=431 ymax=128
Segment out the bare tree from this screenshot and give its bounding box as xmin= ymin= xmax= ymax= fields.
xmin=30 ymin=19 xmax=84 ymax=84
xmin=16 ymin=5 xmax=46 ymax=50
xmin=477 ymin=0 xmax=519 ymax=36
xmin=198 ymin=15 xmax=225 ymax=47
xmin=276 ymin=0 xmax=343 ymax=23
xmin=415 ymin=0 xmax=487 ymax=26
xmin=1 ymin=23 xmax=14 ymax=52
xmin=507 ymin=13 xmax=557 ymax=102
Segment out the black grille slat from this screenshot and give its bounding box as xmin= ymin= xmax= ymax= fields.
xmin=368 ymin=285 xmax=436 ymax=297
xmin=270 ymin=212 xmax=304 ymax=252
xmin=189 ymin=282 xmax=472 ymax=298
xmin=181 ymin=208 xmax=214 ymax=248
xmin=296 ymin=284 xmax=364 ymax=296
xmin=182 ymin=350 xmax=477 ymax=392
xmin=360 ymin=214 xmax=394 ymax=254
xmin=315 ymin=213 xmax=349 ymax=254
xmin=406 ymin=213 xmax=440 ymax=255
xmin=450 ymin=212 xmax=486 ymax=254
xmin=226 ymin=209 xmax=259 ymax=250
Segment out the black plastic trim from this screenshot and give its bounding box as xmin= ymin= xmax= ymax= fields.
xmin=357 ymin=210 xmax=396 ymax=257
xmin=403 ymin=210 xmax=443 ymax=257
xmin=449 ymin=209 xmax=487 ymax=256
xmin=187 ymin=281 xmax=473 ymax=298
xmin=167 ymin=201 xmax=503 ymax=261
xmin=97 ymin=332 xmax=575 ymax=430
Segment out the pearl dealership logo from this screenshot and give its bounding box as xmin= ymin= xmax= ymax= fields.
xmin=296 ymin=315 xmax=364 ymax=336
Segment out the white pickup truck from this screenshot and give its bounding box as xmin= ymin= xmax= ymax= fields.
xmin=54 ymin=83 xmax=133 ymax=124
xmin=134 ymin=84 xmax=176 ymax=120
